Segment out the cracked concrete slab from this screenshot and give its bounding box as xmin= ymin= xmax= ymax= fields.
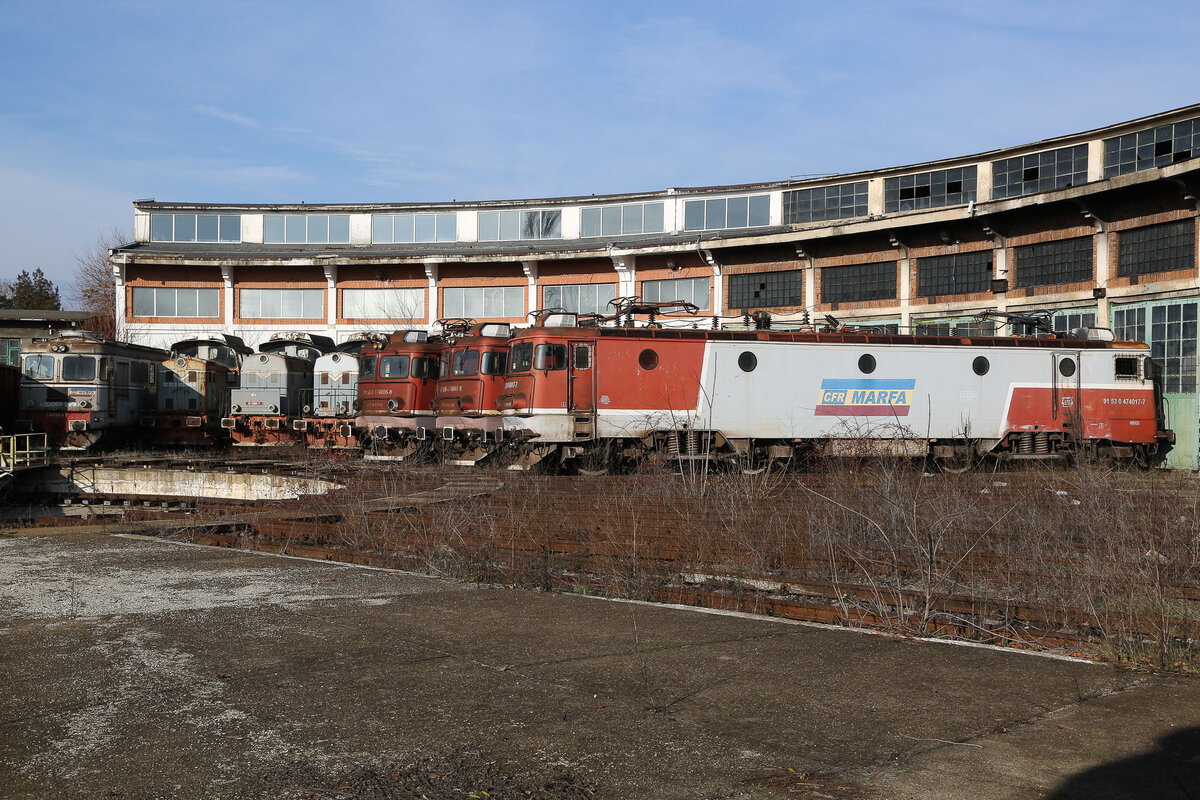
xmin=1 ymin=531 xmax=1198 ymax=799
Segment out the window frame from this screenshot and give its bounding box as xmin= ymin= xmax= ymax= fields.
xmin=682 ymin=194 xmax=771 ymax=231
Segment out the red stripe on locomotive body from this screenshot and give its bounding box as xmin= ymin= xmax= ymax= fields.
xmin=1006 ymin=386 xmax=1158 ymax=443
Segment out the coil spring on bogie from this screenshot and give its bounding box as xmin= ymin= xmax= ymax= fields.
xmin=1018 ymin=432 xmax=1034 ymax=454
xmin=667 ymin=432 xmax=680 ymax=456
xmin=1034 ymin=432 xmax=1050 ymax=454
xmin=686 ymin=430 xmax=700 ymax=456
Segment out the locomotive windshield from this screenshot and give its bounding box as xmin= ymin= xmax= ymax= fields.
xmin=452 ymin=348 xmax=479 ymax=377
xmin=63 ymin=355 xmax=97 ymax=382
xmin=24 ymin=354 xmax=54 ymax=380
xmin=380 ymin=355 xmax=409 ymax=379
xmin=510 ymin=342 xmax=533 ymax=373
xmin=533 ymin=343 xmax=567 ymax=371
xmin=412 ymin=356 xmax=436 ymax=379
xmin=481 ymin=351 xmax=507 ymax=376
xmin=359 ymin=356 xmax=376 ymax=379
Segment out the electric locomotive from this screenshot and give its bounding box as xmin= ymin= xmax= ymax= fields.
xmin=434 ymin=320 xmax=512 ymax=465
xmin=295 ymin=335 xmax=378 ymax=449
xmin=355 ymin=330 xmax=442 ymax=460
xmin=222 ymin=333 xmax=333 ymax=446
xmin=17 ymin=332 xmax=168 ymax=449
xmin=146 ymin=335 xmax=253 ymax=445
xmin=498 ymin=307 xmax=1173 ymax=472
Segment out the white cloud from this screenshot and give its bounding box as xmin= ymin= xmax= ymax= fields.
xmin=192 ymin=105 xmax=262 ymax=129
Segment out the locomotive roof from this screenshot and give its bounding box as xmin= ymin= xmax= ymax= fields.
xmin=170 ymin=335 xmax=254 ymax=355
xmin=514 ymin=325 xmax=1149 ymax=350
xmin=28 ymin=332 xmax=169 ymax=358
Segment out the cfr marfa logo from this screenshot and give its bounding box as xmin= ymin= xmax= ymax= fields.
xmin=816 ymin=378 xmax=916 ymax=416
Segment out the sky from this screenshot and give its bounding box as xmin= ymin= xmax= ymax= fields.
xmin=1 ymin=0 xmax=1198 ymax=301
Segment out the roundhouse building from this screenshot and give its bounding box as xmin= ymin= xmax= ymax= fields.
xmin=112 ymin=104 xmax=1200 ymax=466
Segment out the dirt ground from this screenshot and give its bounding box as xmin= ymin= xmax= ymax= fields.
xmin=2 ymin=529 xmax=1199 ymax=799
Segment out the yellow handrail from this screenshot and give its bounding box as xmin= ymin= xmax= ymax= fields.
xmin=0 ymin=432 xmax=49 ymax=471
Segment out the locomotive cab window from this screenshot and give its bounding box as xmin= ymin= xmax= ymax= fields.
xmin=534 ymin=343 xmax=567 ymax=371
xmin=510 ymin=342 xmax=533 ymax=373
xmin=63 ymin=355 xmax=97 ymax=382
xmin=412 ymin=356 xmax=436 ymax=379
xmin=481 ymin=351 xmax=507 ymax=376
xmin=452 ymin=348 xmax=480 ymax=377
xmin=131 ymin=362 xmax=148 ymax=384
xmin=573 ymin=344 xmax=591 ymax=370
xmin=1114 ymin=356 xmax=1140 ymax=380
xmin=359 ymin=356 xmax=376 ymax=379
xmin=379 ymin=355 xmax=410 ymax=379
xmin=24 ymin=354 xmax=54 ymax=380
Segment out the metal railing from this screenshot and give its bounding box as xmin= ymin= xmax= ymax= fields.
xmin=0 ymin=433 xmax=51 ymax=473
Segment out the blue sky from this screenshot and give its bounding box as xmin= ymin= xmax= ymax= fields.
xmin=1 ymin=0 xmax=1198 ymax=297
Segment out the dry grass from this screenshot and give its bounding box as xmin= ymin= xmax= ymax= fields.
xmin=181 ymin=450 xmax=1200 ymax=671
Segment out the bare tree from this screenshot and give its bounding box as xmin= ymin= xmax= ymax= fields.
xmin=72 ymin=228 xmax=130 ymax=340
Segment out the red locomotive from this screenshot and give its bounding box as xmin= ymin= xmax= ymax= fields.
xmin=355 ymin=330 xmax=442 ymax=460
xmin=434 ymin=320 xmax=512 ymax=465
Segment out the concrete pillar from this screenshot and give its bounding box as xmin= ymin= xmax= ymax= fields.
xmin=220 ymin=265 xmax=234 ymax=329
xmin=890 ymin=236 xmax=912 ymax=331
xmin=611 ymin=254 xmax=635 ymax=298
xmin=112 ymin=255 xmax=127 ymax=342
xmin=1094 ymin=226 xmax=1111 ymax=327
xmin=702 ymin=250 xmax=723 ymax=316
xmin=867 ymin=178 xmax=885 ymax=216
xmin=985 ymin=228 xmax=1007 ymax=315
xmin=424 ymin=261 xmax=439 ymax=327
xmin=975 ymin=161 xmax=992 ymax=204
xmin=1086 ymin=139 xmax=1106 ymax=183
xmin=323 ymin=264 xmax=338 ymax=329
xmin=522 ymin=260 xmax=538 ymax=318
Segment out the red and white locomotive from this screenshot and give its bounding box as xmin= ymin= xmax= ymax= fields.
xmin=498 ymin=308 xmax=1172 ymax=471
xmin=434 ymin=320 xmax=512 ymax=465
xmin=355 ymin=330 xmax=442 ymax=460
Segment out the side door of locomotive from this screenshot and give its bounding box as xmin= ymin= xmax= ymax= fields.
xmin=568 ymin=340 xmax=596 ymax=441
xmin=567 ymin=341 xmax=594 ymax=412
xmin=1051 ymin=350 xmax=1083 ymax=434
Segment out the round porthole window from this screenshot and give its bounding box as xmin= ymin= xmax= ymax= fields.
xmin=738 ymin=351 xmax=757 ymax=372
xmin=638 ymin=349 xmax=659 ymax=370
xmin=972 ymin=356 xmax=990 ymax=376
xmin=858 ymin=354 xmax=876 ymax=374
xmin=1059 ymin=358 xmax=1076 ymax=378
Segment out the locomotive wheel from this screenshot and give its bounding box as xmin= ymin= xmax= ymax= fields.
xmin=738 ymin=452 xmax=767 ymax=475
xmin=575 ymin=441 xmax=612 ymax=476
xmin=934 ymin=447 xmax=975 ymax=473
